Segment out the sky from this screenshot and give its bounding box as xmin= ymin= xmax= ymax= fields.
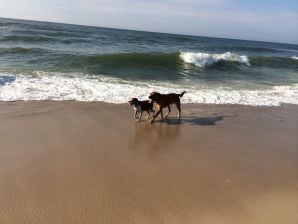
xmin=0 ymin=0 xmax=297 ymax=44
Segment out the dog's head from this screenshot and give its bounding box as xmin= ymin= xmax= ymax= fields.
xmin=149 ymin=92 xmax=162 ymax=103
xmin=128 ymin=98 xmax=138 ymax=106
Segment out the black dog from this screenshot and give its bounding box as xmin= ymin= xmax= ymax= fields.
xmin=128 ymin=98 xmax=155 ymax=122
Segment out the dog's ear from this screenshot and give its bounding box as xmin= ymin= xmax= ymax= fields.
xmin=149 ymin=92 xmax=154 ymax=99
xmin=155 ymin=92 xmax=161 ymax=99
xmin=149 ymin=92 xmax=161 ymax=101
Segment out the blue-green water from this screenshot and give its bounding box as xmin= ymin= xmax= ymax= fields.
xmin=0 ymin=18 xmax=298 ymax=105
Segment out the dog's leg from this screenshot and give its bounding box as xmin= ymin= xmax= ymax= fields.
xmin=146 ymin=111 xmax=151 ymax=119
xmin=160 ymin=109 xmax=164 ymax=121
xmin=164 ymin=106 xmax=171 ymax=119
xmin=176 ymin=102 xmax=181 ymax=118
xmin=134 ymin=110 xmax=139 ymax=119
xmin=150 ymin=109 xmax=161 ymax=123
xmin=138 ymin=112 xmax=143 ymax=122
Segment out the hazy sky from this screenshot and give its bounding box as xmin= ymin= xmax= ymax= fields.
xmin=0 ymin=0 xmax=297 ymax=44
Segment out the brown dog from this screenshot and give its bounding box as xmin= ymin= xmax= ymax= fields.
xmin=149 ymin=91 xmax=186 ymax=123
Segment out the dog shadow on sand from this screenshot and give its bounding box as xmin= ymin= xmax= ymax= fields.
xmin=164 ymin=115 xmax=233 ymax=126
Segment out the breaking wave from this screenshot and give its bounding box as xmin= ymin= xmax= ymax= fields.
xmin=0 ymin=72 xmax=297 ymax=106
xmin=179 ymin=51 xmax=250 ymax=67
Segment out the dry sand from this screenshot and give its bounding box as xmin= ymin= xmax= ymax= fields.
xmin=0 ymin=101 xmax=297 ymax=224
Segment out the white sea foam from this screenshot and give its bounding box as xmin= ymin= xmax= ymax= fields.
xmin=179 ymin=51 xmax=250 ymax=67
xmin=1 ymin=72 xmax=298 ymax=106
xmin=292 ymin=56 xmax=298 ymax=60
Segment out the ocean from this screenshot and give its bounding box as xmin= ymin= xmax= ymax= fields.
xmin=0 ymin=17 xmax=298 ymax=106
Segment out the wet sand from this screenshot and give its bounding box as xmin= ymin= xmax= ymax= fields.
xmin=0 ymin=101 xmax=297 ymax=224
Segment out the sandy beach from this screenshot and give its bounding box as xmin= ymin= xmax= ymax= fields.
xmin=0 ymin=101 xmax=297 ymax=224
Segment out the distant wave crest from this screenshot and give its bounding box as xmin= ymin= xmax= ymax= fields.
xmin=179 ymin=51 xmax=250 ymax=67
xmin=0 ymin=47 xmax=48 ymax=55
xmin=1 ymin=34 xmax=56 ymax=42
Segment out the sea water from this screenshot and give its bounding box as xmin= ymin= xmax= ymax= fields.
xmin=0 ymin=18 xmax=298 ymax=106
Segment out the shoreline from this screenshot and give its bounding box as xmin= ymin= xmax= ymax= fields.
xmin=2 ymin=99 xmax=298 ymax=106
xmin=0 ymin=101 xmax=297 ymax=223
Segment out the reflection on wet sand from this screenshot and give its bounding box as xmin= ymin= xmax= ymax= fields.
xmin=130 ymin=121 xmax=181 ymax=154
xmin=129 ymin=115 xmax=228 ymax=154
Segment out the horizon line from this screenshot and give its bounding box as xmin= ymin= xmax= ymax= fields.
xmin=1 ymin=16 xmax=297 ymax=46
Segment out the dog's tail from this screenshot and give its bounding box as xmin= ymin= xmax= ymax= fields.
xmin=180 ymin=91 xmax=186 ymax=97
